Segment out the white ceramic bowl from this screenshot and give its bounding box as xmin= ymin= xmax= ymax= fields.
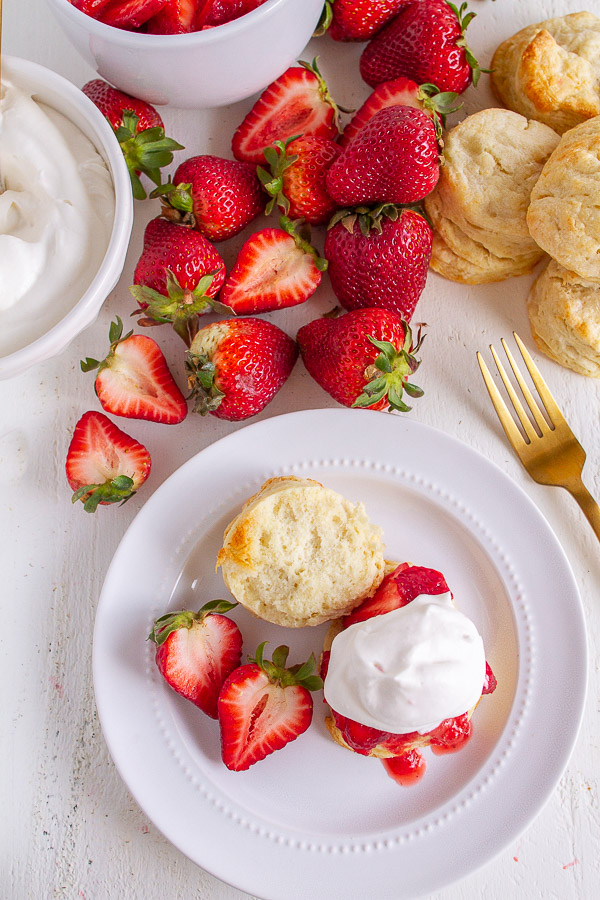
xmin=46 ymin=0 xmax=325 ymax=109
xmin=0 ymin=56 xmax=133 ymax=381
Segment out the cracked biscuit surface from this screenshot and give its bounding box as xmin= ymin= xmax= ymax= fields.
xmin=491 ymin=12 xmax=600 ymax=135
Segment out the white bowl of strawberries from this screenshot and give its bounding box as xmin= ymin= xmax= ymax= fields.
xmin=47 ymin=0 xmax=326 ymax=108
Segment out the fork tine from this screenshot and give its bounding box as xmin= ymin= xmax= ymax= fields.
xmin=513 ymin=333 xmax=565 ymax=426
xmin=501 ymin=338 xmax=550 ymax=434
xmin=477 ymin=352 xmax=528 ymax=452
xmin=489 ymin=344 xmax=538 ymax=442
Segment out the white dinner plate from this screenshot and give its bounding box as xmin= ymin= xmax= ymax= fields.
xmin=93 ymin=409 xmax=587 ymax=900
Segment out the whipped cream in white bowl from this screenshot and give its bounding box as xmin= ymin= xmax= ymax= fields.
xmin=324 ymin=592 xmax=486 ymax=735
xmin=0 ymin=56 xmax=133 ymax=380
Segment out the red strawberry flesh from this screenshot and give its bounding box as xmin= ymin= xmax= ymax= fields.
xmin=232 ymin=61 xmax=339 ymax=164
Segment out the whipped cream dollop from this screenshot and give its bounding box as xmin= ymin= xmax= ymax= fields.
xmin=324 ymin=593 xmax=486 ymax=735
xmin=0 ymin=74 xmax=115 ymax=356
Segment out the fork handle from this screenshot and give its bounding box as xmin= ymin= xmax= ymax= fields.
xmin=566 ymin=478 xmax=600 ymax=544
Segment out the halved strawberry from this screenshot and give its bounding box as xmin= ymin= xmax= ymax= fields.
xmin=220 ymin=218 xmax=326 ymax=315
xmin=340 ymin=78 xmax=461 ymax=148
xmin=218 ymin=643 xmax=322 ymax=771
xmin=66 ymin=411 xmax=151 ymax=513
xmin=232 ymin=59 xmax=341 ymax=164
xmin=81 ymin=317 xmax=188 ymax=424
xmin=98 ymin=0 xmax=169 ymax=29
xmin=149 ymin=600 xmax=243 ymax=718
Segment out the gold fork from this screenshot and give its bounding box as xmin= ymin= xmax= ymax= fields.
xmin=477 ymin=332 xmax=600 ymax=543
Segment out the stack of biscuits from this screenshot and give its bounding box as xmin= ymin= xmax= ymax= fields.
xmin=423 ymin=108 xmax=560 ymax=284
xmin=490 ymin=11 xmax=600 ymax=377
xmin=425 ymin=11 xmax=600 ymax=377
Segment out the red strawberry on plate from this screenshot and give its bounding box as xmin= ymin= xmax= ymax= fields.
xmin=340 ymin=77 xmax=461 ymax=148
xmin=324 ymin=204 xmax=432 ymax=322
xmin=258 ymin=135 xmax=340 ymax=225
xmin=66 ymin=410 xmax=151 ymax=513
xmin=360 ymin=0 xmax=484 ymax=94
xmin=218 ymin=643 xmax=322 ymax=771
xmin=82 ymin=79 xmax=183 ymax=199
xmin=220 ymin=218 xmax=326 ymax=315
xmin=297 ymin=307 xmax=424 ymax=412
xmin=232 ymin=59 xmax=341 ymax=164
xmin=156 ymin=155 xmax=264 ymax=243
xmin=344 ymin=562 xmax=449 ymax=627
xmin=328 ymin=0 xmax=410 ymax=42
xmin=97 ymin=0 xmax=169 ymax=28
xmin=130 ymin=216 xmax=227 ymax=345
xmin=81 ymin=317 xmax=188 ymax=424
xmin=146 ymin=0 xmax=201 ymax=32
xmin=326 ymin=105 xmax=440 ymax=206
xmin=186 ymin=318 xmax=298 ymax=420
xmin=149 ymin=600 xmax=243 ymax=718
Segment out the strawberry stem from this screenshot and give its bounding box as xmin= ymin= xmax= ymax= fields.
xmin=71 ymin=474 xmax=136 ymax=513
xmin=113 ymin=112 xmax=184 ymax=200
xmin=353 ymin=325 xmax=425 ymax=413
xmin=248 ymin=643 xmax=323 ymax=691
xmin=280 ymin=215 xmax=328 ymax=271
xmin=185 ymin=352 xmax=226 ymax=414
xmin=149 ymin=599 xmax=237 ymax=644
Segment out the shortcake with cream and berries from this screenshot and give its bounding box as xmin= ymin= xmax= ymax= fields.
xmin=321 ymin=563 xmax=497 ymax=785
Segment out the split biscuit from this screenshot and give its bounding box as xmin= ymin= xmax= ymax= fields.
xmin=216 ymin=476 xmax=386 ymax=628
xmin=527 ymin=259 xmax=600 ymax=377
xmin=491 ymin=12 xmax=600 ymax=135
xmin=527 ymin=116 xmax=600 ymax=283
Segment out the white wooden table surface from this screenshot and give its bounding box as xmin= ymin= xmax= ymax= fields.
xmin=2 ymin=1 xmax=599 ymax=897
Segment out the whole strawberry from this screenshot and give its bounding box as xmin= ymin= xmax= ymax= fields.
xmin=360 ymin=0 xmax=483 ymax=94
xmin=66 ymin=410 xmax=152 ymax=513
xmin=297 ymin=308 xmax=424 ymax=412
xmin=326 ymin=105 xmax=439 ymax=206
xmin=156 ymin=155 xmax=264 ymax=243
xmin=324 ymin=205 xmax=432 ymax=322
xmin=328 ymin=0 xmax=410 ymax=42
xmin=340 ymin=78 xmax=461 ymax=148
xmin=82 ymin=79 xmax=183 ymax=199
xmin=258 ymin=135 xmax=340 ymax=225
xmin=220 ymin=218 xmax=326 ymax=314
xmin=149 ymin=600 xmax=243 ymax=719
xmin=218 ymin=643 xmax=322 ymax=771
xmin=130 ymin=216 xmax=227 ymax=345
xmin=232 ymin=59 xmax=341 ymax=164
xmin=186 ymin=318 xmax=298 ymax=420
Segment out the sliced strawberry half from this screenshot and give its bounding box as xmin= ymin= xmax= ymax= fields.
xmin=340 ymin=78 xmax=461 ymax=148
xmin=344 ymin=563 xmax=450 ymax=627
xmin=98 ymin=0 xmax=169 ymax=29
xmin=149 ymin=600 xmax=243 ymax=718
xmin=218 ymin=643 xmax=322 ymax=771
xmin=66 ymin=410 xmax=151 ymax=513
xmin=220 ymin=218 xmax=326 ymax=315
xmin=232 ymin=58 xmax=341 ymax=164
xmin=146 ymin=0 xmax=201 ymax=32
xmin=81 ymin=317 xmax=188 ymax=424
